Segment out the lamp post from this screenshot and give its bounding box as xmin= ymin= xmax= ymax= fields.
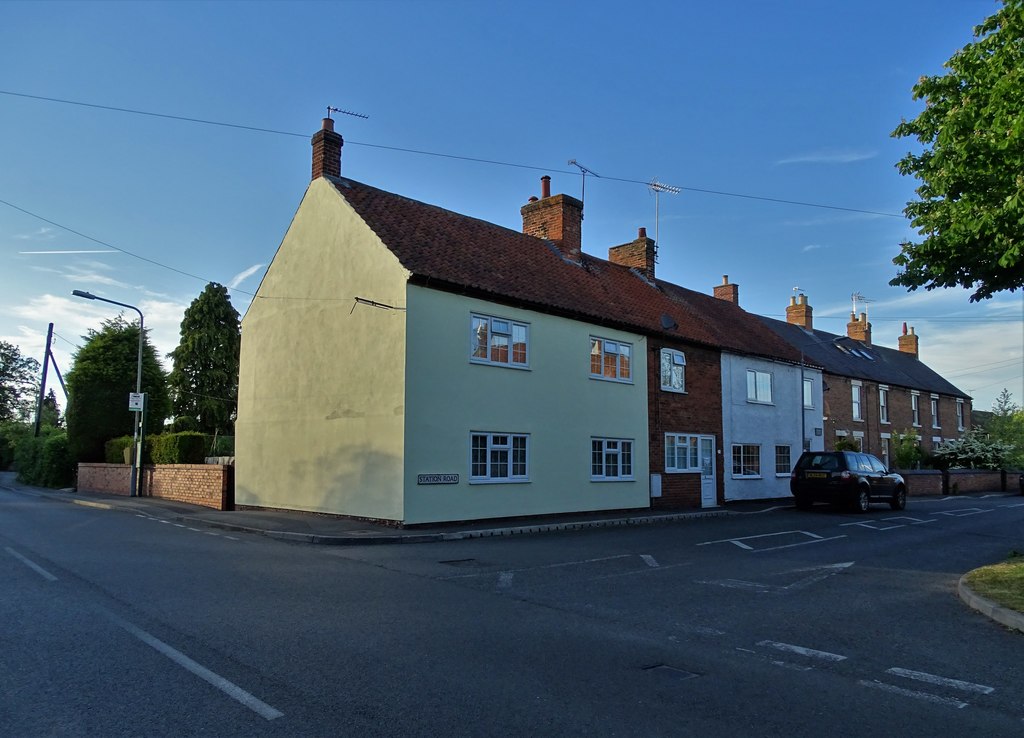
xmin=72 ymin=290 xmax=145 ymax=497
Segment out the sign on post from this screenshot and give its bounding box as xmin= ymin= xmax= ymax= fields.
xmin=128 ymin=392 xmax=145 ymax=412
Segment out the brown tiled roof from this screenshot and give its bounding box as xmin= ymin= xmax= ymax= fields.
xmin=329 ymin=176 xmax=804 ymax=364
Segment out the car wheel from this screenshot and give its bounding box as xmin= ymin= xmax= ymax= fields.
xmin=890 ymin=486 xmax=907 ymax=511
xmin=794 ymin=495 xmax=812 ymax=510
xmin=852 ymin=487 xmax=870 ymax=513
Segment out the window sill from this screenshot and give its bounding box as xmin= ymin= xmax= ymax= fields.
xmin=590 ymin=478 xmax=636 ymax=483
xmin=731 ymin=475 xmax=762 ymax=480
xmin=661 ymin=387 xmax=687 ymax=394
xmin=589 ymin=375 xmax=634 ymax=385
xmin=746 ymin=400 xmax=774 ymax=406
xmin=469 ymin=359 xmax=531 ymax=371
xmin=468 ymin=479 xmax=531 ymax=485
xmin=664 ymin=468 xmax=701 ymax=474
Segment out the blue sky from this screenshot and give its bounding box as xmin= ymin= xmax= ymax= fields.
xmin=1 ymin=0 xmax=1021 ymax=413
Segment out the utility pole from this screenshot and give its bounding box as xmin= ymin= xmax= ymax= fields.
xmin=33 ymin=323 xmax=53 ymax=437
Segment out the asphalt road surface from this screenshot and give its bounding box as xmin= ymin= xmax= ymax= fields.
xmin=2 ymin=486 xmax=1023 ymax=736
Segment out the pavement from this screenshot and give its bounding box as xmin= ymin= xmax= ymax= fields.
xmin=2 ymin=470 xmax=1021 ymax=634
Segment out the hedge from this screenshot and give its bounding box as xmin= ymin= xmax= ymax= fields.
xmin=15 ymin=431 xmax=75 ymax=488
xmin=148 ymin=432 xmax=208 ymax=464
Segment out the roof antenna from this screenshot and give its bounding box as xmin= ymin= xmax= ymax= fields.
xmin=567 ymin=159 xmax=600 ymax=208
xmin=327 ymin=105 xmax=369 ymax=120
xmin=648 ymin=179 xmax=681 ymax=258
xmin=851 ymin=291 xmax=874 ymax=318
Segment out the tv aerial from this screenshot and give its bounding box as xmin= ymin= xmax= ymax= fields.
xmin=567 ymin=159 xmax=600 ymax=207
xmin=648 ymin=178 xmax=681 ymax=256
xmin=326 ymin=105 xmax=369 ymax=120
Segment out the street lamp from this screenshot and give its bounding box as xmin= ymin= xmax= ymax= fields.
xmin=72 ymin=290 xmax=145 ymax=497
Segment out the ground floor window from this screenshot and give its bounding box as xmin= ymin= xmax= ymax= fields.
xmin=732 ymin=444 xmax=761 ymax=478
xmin=470 ymin=432 xmax=529 ymax=483
xmin=592 ymin=438 xmax=634 ymax=480
xmin=665 ymin=433 xmax=701 ymax=472
xmin=774 ymin=445 xmax=791 ymax=476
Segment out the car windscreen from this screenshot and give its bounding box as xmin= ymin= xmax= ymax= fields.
xmin=796 ymin=454 xmax=841 ymax=471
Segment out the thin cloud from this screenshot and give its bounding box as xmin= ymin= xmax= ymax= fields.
xmin=229 ymin=263 xmax=264 ymax=289
xmin=802 ymin=244 xmax=825 ymax=253
xmin=776 ymin=149 xmax=877 ymax=165
xmin=13 ymin=227 xmax=55 ymax=241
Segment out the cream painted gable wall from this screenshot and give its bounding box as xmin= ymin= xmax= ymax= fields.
xmin=402 ymin=286 xmax=649 ymax=524
xmin=236 ymin=178 xmax=410 ymax=520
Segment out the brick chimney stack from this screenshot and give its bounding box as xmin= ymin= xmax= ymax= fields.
xmin=786 ymin=294 xmax=813 ymax=330
xmin=898 ymin=322 xmax=919 ymax=358
xmin=521 ymin=176 xmax=584 ymax=261
xmin=847 ymin=312 xmax=872 ymax=344
xmin=713 ymin=275 xmax=739 ymax=305
xmin=311 ymin=117 xmax=344 ymax=181
xmin=608 ymin=226 xmax=657 ymax=281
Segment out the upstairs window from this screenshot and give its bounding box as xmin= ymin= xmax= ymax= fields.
xmin=931 ymin=395 xmax=940 ymax=428
xmin=803 ymin=377 xmax=813 ymax=409
xmin=746 ymin=370 xmax=773 ymax=404
xmin=590 ymin=338 xmax=632 ymax=382
xmin=852 ymin=382 xmax=863 ymax=421
xmin=591 ymin=438 xmax=634 ymax=480
xmin=879 ymin=386 xmax=889 ymax=423
xmin=957 ymin=400 xmax=965 ymax=430
xmin=660 ymin=349 xmax=686 ymax=393
xmin=471 ymin=314 xmax=529 ymax=368
xmin=911 ymin=392 xmax=921 ymax=426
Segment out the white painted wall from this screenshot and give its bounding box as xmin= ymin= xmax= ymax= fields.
xmin=721 ymin=353 xmax=818 ymax=501
xmin=402 ymin=286 xmax=650 ymax=524
xmin=236 ymin=179 xmax=410 ymax=520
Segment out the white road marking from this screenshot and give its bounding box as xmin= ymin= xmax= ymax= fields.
xmin=224 ymin=536 xmax=239 ymax=541
xmin=5 ymin=547 xmax=58 ymax=581
xmin=188 ymin=528 xmax=201 ymax=532
xmin=934 ymin=508 xmax=991 ymax=517
xmin=1001 ymin=503 xmax=1024 ymax=508
xmin=772 ymin=660 xmax=813 ymax=672
xmin=590 ymin=562 xmax=692 ymax=580
xmin=444 ymin=554 xmax=635 ymax=580
xmin=730 ymin=540 xmax=754 ymax=550
xmin=882 ymin=516 xmax=936 ymax=525
xmin=497 ymin=572 xmax=514 ymax=589
xmin=135 ymin=514 xmax=148 ymax=518
xmin=105 ymin=611 xmax=283 ymax=720
xmin=753 ymin=535 xmax=846 ymax=552
xmin=204 ymin=532 xmax=219 ymax=536
xmin=886 ymin=667 xmax=994 ymax=695
xmin=737 ymin=505 xmax=789 ymax=514
xmin=158 ymin=520 xmax=171 ymax=524
xmin=757 ymin=641 xmax=847 ymax=662
xmin=173 ymin=524 xmax=186 ymax=528
xmin=840 ymin=521 xmax=903 ymax=531
xmin=640 ymin=555 xmax=659 ymax=568
xmin=858 ymin=679 xmax=968 ymax=709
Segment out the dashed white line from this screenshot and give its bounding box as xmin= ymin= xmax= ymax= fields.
xmin=640 ymin=554 xmax=659 ymax=568
xmin=858 ymin=679 xmax=969 ymax=709
xmin=772 ymin=660 xmax=813 ymax=672
xmin=757 ymin=641 xmax=847 ymax=662
xmin=886 ymin=667 xmax=994 ymax=695
xmin=5 ymin=547 xmax=58 ymax=581
xmin=105 ymin=611 xmax=283 ymax=720
xmin=187 ymin=528 xmax=201 ymax=532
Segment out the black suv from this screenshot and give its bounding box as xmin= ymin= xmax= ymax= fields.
xmin=790 ymin=451 xmax=906 ymax=513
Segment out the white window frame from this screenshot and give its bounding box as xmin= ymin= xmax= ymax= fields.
xmin=879 ymin=385 xmax=889 ymax=424
xmin=911 ymin=391 xmax=921 ymax=427
xmin=746 ymin=370 xmax=773 ymax=404
xmin=731 ymin=444 xmax=761 ymax=478
xmin=590 ymin=337 xmax=633 ymax=383
xmin=957 ymin=399 xmax=965 ymax=431
xmin=802 ymin=377 xmax=813 ymax=409
xmin=591 ymin=437 xmax=634 ymax=481
xmin=774 ymin=445 xmax=792 ymax=476
xmin=470 ymin=313 xmax=529 ymax=369
xmin=880 ymin=432 xmax=891 ymax=468
xmin=665 ymin=433 xmax=701 ymax=473
xmin=660 ymin=348 xmax=686 ymax=393
xmin=931 ymin=394 xmax=940 ymax=429
xmin=851 ymin=381 xmax=863 ymax=422
xmin=469 ymin=432 xmax=529 ymax=483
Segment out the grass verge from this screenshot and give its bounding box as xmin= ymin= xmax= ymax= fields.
xmin=964 ymin=553 xmax=1024 ymax=612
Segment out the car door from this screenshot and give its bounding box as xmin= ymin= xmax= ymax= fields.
xmin=866 ymin=454 xmax=894 ymax=497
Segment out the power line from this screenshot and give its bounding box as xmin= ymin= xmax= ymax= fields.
xmin=0 ymin=197 xmax=255 ymax=298
xmin=0 ymin=88 xmax=903 ymax=218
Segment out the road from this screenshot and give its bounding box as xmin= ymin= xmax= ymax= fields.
xmin=2 ymin=484 xmax=1023 ymax=736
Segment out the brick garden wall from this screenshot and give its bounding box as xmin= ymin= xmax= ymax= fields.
xmin=77 ymin=463 xmax=233 ymax=510
xmin=899 ymin=470 xmax=943 ymax=496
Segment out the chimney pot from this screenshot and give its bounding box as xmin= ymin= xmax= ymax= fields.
xmin=638 ymin=227 xmax=647 ymax=239
xmin=322 ymin=117 xmax=335 ymax=132
xmin=541 ymin=176 xmax=551 ymax=199
xmin=786 ymin=292 xmax=813 ymax=330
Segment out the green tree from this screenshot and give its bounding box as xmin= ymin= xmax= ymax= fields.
xmin=39 ymin=389 xmax=61 ymax=429
xmin=65 ymin=316 xmax=170 ymax=463
xmin=167 ymin=283 xmax=240 ymax=435
xmin=891 ymin=429 xmax=924 ymax=470
xmin=0 ymin=340 xmax=40 ymax=421
xmin=891 ymin=0 xmax=1024 ymax=301
xmin=932 ymin=428 xmax=1014 ymax=469
xmin=982 ymin=389 xmax=1024 ymax=467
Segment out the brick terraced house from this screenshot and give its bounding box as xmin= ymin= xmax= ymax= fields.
xmin=760 ymin=294 xmax=972 ymax=467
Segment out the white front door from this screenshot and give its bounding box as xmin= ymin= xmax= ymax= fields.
xmin=699 ymin=436 xmax=717 ymax=508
